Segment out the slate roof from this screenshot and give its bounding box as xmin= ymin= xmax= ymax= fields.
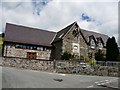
xmin=4 ymin=22 xmax=109 ymax=47
xmin=53 ymin=22 xmax=109 ymax=46
xmin=80 ymin=29 xmax=109 ymax=46
xmin=53 ymin=22 xmax=76 ymax=42
xmin=4 ymin=23 xmax=56 ymax=47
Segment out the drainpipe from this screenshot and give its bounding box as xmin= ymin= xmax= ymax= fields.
xmin=78 ymin=28 xmax=80 ymax=61
xmin=5 ymin=44 xmax=8 ymax=57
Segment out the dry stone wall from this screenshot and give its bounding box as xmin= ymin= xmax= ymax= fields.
xmin=1 ymin=57 xmax=119 ymax=77
xmin=2 ymin=57 xmax=54 ymax=71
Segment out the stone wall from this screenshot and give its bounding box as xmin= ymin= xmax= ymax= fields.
xmin=55 ymin=60 xmax=119 ymax=77
xmin=2 ymin=57 xmax=54 ymax=71
xmin=4 ymin=43 xmax=51 ymax=60
xmin=1 ymin=57 xmax=118 ymax=77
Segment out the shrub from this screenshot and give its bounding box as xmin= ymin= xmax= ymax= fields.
xmin=116 ymin=54 xmax=120 ymax=61
xmin=84 ymin=57 xmax=97 ymax=66
xmin=90 ymin=59 xmax=96 ymax=66
xmin=61 ymin=51 xmax=74 ymax=60
xmin=95 ymin=49 xmax=106 ymax=61
xmin=80 ymin=55 xmax=84 ymax=61
xmin=84 ymin=57 xmax=90 ymax=62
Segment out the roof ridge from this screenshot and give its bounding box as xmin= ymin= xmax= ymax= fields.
xmin=6 ymin=23 xmax=56 ymax=34
xmin=57 ymin=21 xmax=76 ymax=33
xmin=5 ymin=23 xmax=56 ymax=47
xmin=81 ymin=28 xmax=109 ymax=37
xmin=52 ymin=21 xmax=76 ymax=43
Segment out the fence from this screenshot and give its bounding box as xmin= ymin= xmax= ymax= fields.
xmin=96 ymin=61 xmax=120 ymax=67
xmin=54 ymin=60 xmax=119 ymax=76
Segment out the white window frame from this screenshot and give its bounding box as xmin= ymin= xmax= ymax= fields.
xmin=72 ymin=43 xmax=79 ymax=53
xmin=98 ymin=41 xmax=103 ymax=49
xmin=90 ymin=39 xmax=95 ymax=49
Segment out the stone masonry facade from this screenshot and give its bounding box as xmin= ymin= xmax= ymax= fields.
xmin=4 ymin=43 xmax=52 ymax=60
xmin=3 ymin=22 xmax=109 ymax=60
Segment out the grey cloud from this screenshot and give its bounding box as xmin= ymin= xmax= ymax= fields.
xmin=1 ymin=0 xmax=119 ymax=43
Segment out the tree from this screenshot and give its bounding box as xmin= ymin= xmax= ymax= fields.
xmin=106 ymin=37 xmax=119 ymax=61
xmin=61 ymin=51 xmax=74 ymax=60
xmin=95 ymin=49 xmax=106 ymax=61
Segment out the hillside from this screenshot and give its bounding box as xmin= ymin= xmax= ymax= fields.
xmin=0 ymin=33 xmax=4 ymax=44
xmin=0 ymin=33 xmax=3 ymax=56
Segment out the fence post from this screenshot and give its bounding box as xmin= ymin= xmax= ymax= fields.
xmin=53 ymin=59 xmax=56 ymax=69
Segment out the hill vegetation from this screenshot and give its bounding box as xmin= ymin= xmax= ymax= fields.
xmin=0 ymin=33 xmax=3 ymax=56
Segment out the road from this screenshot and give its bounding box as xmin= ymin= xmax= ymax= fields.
xmin=1 ymin=66 xmax=119 ymax=89
xmin=0 ymin=57 xmax=2 ymax=89
xmin=0 ymin=67 xmax=2 ymax=89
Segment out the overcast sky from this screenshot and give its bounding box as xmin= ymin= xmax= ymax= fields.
xmin=0 ymin=0 xmax=119 ymax=45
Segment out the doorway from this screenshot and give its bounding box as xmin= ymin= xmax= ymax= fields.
xmin=27 ymin=52 xmax=36 ymax=59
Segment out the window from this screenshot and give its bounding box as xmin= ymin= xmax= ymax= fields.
xmin=37 ymin=47 xmax=43 ymax=51
xmin=22 ymin=45 xmax=26 ymax=49
xmin=15 ymin=44 xmax=22 ymax=48
xmin=15 ymin=44 xmax=19 ymax=48
xmin=40 ymin=47 xmax=43 ymax=51
xmin=47 ymin=49 xmax=50 ymax=52
xmin=90 ymin=39 xmax=95 ymax=49
xmin=26 ymin=46 xmax=30 ymax=49
xmin=98 ymin=42 xmax=103 ymax=49
xmin=59 ymin=33 xmax=64 ymax=38
xmin=33 ymin=46 xmax=37 ymax=50
xmin=87 ymin=38 xmax=89 ymax=42
xmin=37 ymin=47 xmax=40 ymax=50
xmin=74 ymin=45 xmax=78 ymax=50
xmin=30 ymin=46 xmax=33 ymax=50
xmin=91 ymin=39 xmax=95 ymax=45
xmin=72 ymin=43 xmax=79 ymax=53
xmin=15 ymin=44 xmax=44 ymax=50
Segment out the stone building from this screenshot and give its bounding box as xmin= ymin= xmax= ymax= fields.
xmin=3 ymin=22 xmax=109 ymax=60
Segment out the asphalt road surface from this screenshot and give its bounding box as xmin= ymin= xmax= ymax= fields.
xmin=1 ymin=66 xmax=119 ymax=89
xmin=0 ymin=57 xmax=2 ymax=89
xmin=0 ymin=67 xmax=2 ymax=89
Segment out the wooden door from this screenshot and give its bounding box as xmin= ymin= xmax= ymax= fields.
xmin=27 ymin=52 xmax=36 ymax=59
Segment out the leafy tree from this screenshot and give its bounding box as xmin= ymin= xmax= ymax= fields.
xmin=106 ymin=37 xmax=119 ymax=61
xmin=116 ymin=54 xmax=120 ymax=61
xmin=95 ymin=49 xmax=106 ymax=61
xmin=61 ymin=51 xmax=74 ymax=60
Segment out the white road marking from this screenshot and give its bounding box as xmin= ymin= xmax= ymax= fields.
xmin=113 ymin=78 xmax=118 ymax=81
xmin=87 ymin=85 xmax=93 ymax=88
xmin=59 ymin=74 xmax=66 ymax=76
xmin=105 ymin=80 xmax=109 ymax=82
xmin=100 ymin=81 xmax=104 ymax=83
xmin=105 ymin=82 xmax=110 ymax=84
xmin=49 ymin=73 xmax=53 ymax=74
xmin=110 ymin=78 xmax=118 ymax=81
xmin=95 ymin=82 xmax=99 ymax=84
xmin=101 ymin=83 xmax=105 ymax=85
xmin=97 ymin=83 xmax=101 ymax=86
xmin=96 ymin=78 xmax=118 ymax=87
